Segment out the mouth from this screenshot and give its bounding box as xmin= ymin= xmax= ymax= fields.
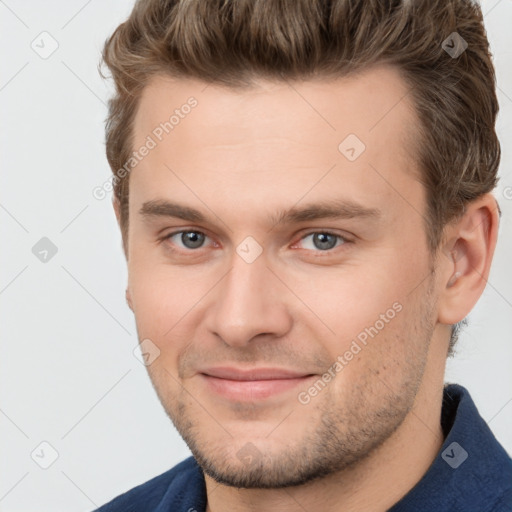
xmin=198 ymin=367 xmax=317 ymax=401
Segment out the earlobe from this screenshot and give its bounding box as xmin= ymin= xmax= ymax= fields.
xmin=437 ymin=194 xmax=499 ymax=325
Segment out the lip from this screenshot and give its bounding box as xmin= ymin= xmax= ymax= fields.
xmin=200 ymin=366 xmax=312 ymax=381
xmin=199 ymin=366 xmax=316 ymax=401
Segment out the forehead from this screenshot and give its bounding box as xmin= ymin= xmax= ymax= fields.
xmin=135 ymin=65 xmax=418 ymax=144
xmin=129 ymin=65 xmax=423 ymax=227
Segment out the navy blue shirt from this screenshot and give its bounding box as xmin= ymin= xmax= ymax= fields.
xmin=94 ymin=384 xmax=512 ymax=511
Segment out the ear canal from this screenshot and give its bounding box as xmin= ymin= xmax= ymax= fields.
xmin=447 ymin=271 xmax=462 ymax=288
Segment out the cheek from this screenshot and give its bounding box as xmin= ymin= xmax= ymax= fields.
xmin=286 ymin=265 xmax=406 ymax=342
xmin=290 ymin=250 xmax=427 ymax=373
xmin=323 ymin=300 xmax=426 ymax=410
xmin=127 ymin=255 xmax=196 ymax=342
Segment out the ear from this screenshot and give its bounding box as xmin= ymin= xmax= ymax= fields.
xmin=112 ymin=196 xmax=122 ymax=226
xmin=112 ymin=197 xmax=129 ymax=260
xmin=125 ymin=288 xmax=133 ymax=311
xmin=437 ymin=193 xmax=500 ymax=325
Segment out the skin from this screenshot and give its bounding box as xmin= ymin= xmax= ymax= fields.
xmin=114 ymin=64 xmax=499 ymax=511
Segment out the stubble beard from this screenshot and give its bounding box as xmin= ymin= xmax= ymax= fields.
xmin=147 ymin=279 xmax=437 ymax=489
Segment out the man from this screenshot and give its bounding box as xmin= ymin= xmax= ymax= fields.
xmin=95 ymin=0 xmax=512 ymax=510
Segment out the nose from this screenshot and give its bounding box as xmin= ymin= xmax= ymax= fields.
xmin=204 ymin=249 xmax=293 ymax=348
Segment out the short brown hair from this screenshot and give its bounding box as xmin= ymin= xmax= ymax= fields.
xmin=101 ymin=0 xmax=500 ymax=354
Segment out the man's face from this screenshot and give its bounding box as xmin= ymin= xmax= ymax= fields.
xmin=125 ymin=65 xmax=440 ymax=487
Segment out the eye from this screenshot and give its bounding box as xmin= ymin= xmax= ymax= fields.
xmin=161 ymin=230 xmax=350 ymax=254
xmin=297 ymin=232 xmax=348 ymax=251
xmin=164 ymin=230 xmax=210 ymax=250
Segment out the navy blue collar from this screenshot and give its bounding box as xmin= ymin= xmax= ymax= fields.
xmin=389 ymin=383 xmax=512 ymax=511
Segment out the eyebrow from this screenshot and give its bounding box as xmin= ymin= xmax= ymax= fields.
xmin=138 ymin=198 xmax=381 ymax=227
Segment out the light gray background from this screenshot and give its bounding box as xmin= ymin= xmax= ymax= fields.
xmin=1 ymin=1 xmax=511 ymax=510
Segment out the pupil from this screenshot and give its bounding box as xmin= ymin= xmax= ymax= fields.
xmin=182 ymin=231 xmax=204 ymax=249
xmin=314 ymin=233 xmax=336 ymax=250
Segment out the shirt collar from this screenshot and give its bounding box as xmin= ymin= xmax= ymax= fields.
xmin=389 ymin=383 xmax=512 ymax=511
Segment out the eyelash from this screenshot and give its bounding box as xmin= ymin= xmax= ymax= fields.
xmin=160 ymin=229 xmax=352 ymax=254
